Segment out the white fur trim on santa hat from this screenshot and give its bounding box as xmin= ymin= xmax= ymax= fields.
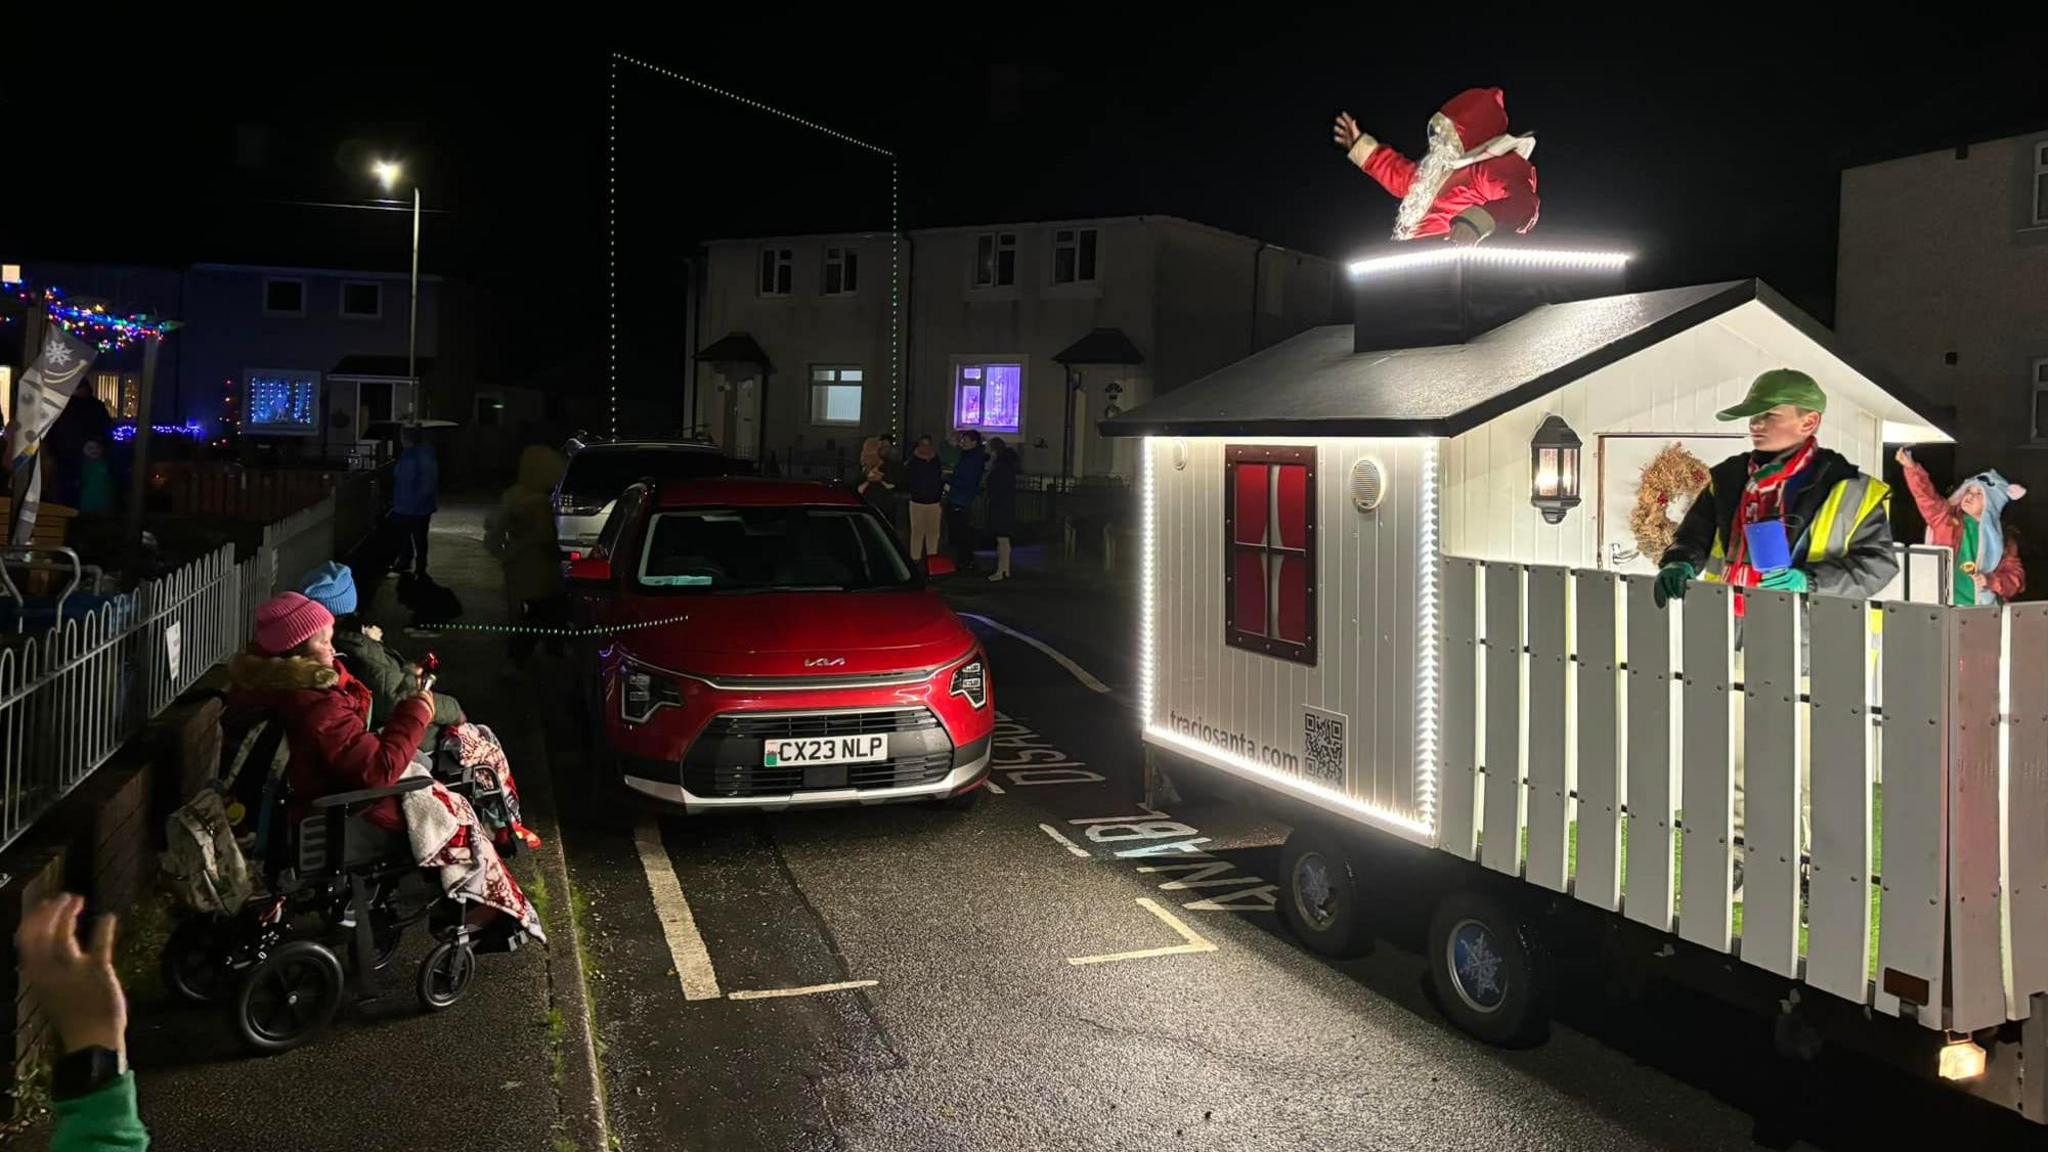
xmin=1346 ymin=134 xmax=1379 ymax=169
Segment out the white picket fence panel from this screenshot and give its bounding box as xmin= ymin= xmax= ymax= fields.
xmin=1442 ymin=556 xmax=2045 ymax=1030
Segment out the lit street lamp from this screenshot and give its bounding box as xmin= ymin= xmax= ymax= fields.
xmin=371 ymin=158 xmax=422 ymax=399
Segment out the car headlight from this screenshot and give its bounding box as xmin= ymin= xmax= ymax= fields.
xmin=948 ymin=654 xmax=987 ymax=710
xmin=620 ymin=655 xmax=684 ymax=724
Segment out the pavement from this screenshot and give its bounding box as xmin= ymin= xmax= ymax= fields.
xmin=55 ymin=517 xmax=2048 ymax=1151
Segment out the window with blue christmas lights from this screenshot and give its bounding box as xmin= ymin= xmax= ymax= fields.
xmin=244 ymin=370 xmax=322 ymax=436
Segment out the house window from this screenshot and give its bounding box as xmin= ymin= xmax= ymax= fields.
xmin=952 ymin=362 xmax=1022 ymax=434
xmin=824 ymin=247 xmax=858 ymax=296
xmin=1052 ymin=227 xmax=1098 ymax=284
xmin=1224 ymin=445 xmax=1317 ymax=664
xmin=341 ymin=281 xmax=382 ymax=318
xmin=2032 ymin=358 xmax=2048 ymax=443
xmin=973 ymin=232 xmax=1017 ymax=287
xmin=759 ymin=248 xmax=793 ymax=297
xmin=263 ymin=277 xmax=305 ymax=316
xmin=2034 ymin=141 xmax=2048 ymax=227
xmin=810 ymin=366 xmax=863 ymax=426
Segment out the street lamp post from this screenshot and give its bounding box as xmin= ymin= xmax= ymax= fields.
xmin=372 ymin=160 xmax=421 ymax=404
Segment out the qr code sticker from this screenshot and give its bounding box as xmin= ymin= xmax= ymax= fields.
xmin=1301 ymin=706 xmax=1347 ymax=788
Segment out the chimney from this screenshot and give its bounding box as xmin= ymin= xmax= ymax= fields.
xmin=1349 ymin=248 xmax=1630 ymax=354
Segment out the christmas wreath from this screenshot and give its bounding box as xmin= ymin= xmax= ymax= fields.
xmin=1628 ymin=444 xmax=1711 ymax=563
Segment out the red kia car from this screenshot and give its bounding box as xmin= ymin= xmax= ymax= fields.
xmin=567 ymin=477 xmax=993 ymax=813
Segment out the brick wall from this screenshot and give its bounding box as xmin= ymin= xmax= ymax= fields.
xmin=3 ymin=852 xmax=65 ymax=1106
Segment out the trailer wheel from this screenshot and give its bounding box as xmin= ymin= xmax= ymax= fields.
xmin=1427 ymin=888 xmax=1552 ymax=1047
xmin=1279 ymin=829 xmax=1373 ymax=959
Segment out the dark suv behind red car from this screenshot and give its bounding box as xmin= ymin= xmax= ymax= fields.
xmin=567 ymin=477 xmax=993 ymax=813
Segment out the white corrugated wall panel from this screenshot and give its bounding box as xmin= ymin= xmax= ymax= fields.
xmin=1805 ymin=595 xmax=1877 ymax=1006
xmin=1623 ymin=576 xmax=1677 ymax=932
xmin=1440 ymin=559 xmax=1481 ymax=858
xmin=2009 ymin=605 xmax=2048 ymax=1007
xmin=1947 ymin=609 xmax=2004 ymax=1031
xmin=1524 ymin=566 xmax=1571 ymax=892
xmin=1876 ymin=603 xmax=1948 ymax=1024
xmin=1739 ymin=588 xmax=1803 ymax=978
xmin=1482 ymin=563 xmax=1526 ymax=876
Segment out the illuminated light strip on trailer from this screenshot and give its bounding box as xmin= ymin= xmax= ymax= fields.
xmin=1139 ymin=437 xmax=1157 ymax=730
xmin=1143 ymin=724 xmax=1437 ymax=843
xmin=1346 ymin=247 xmax=1631 ymax=279
xmin=1414 ymin=440 xmax=1441 ymax=830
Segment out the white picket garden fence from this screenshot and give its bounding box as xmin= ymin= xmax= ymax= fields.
xmin=1439 ymin=556 xmax=2048 ymax=1034
xmin=0 ymin=490 xmax=339 ymax=853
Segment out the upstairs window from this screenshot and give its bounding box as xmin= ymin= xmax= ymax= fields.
xmin=973 ymin=232 xmax=1016 ymax=287
xmin=341 ymin=281 xmax=382 ymax=318
xmin=759 ymin=248 xmax=793 ymax=297
xmin=1224 ymin=445 xmax=1317 ymax=664
xmin=1052 ymin=227 xmax=1098 ymax=284
xmin=263 ymin=277 xmax=304 ymax=316
xmin=2034 ymin=141 xmax=2048 ymax=226
xmin=824 ymin=247 xmax=858 ymax=296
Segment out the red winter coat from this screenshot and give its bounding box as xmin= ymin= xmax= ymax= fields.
xmin=1900 ymin=457 xmax=2024 ymax=601
xmin=227 ymin=650 xmax=433 ymax=832
xmin=1353 ymin=87 xmax=1540 ymax=240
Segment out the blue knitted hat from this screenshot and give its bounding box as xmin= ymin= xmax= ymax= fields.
xmin=297 ymin=561 xmax=358 ymax=616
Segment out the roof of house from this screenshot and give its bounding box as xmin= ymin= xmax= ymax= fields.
xmin=696 ymin=332 xmax=773 ymax=370
xmin=1101 ymin=279 xmax=1950 ymax=440
xmin=1054 ymin=327 xmax=1146 ymax=366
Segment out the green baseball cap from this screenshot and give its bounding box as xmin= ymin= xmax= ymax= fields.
xmin=1715 ymin=368 xmax=1828 ymax=421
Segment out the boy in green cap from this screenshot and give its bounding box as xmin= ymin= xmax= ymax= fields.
xmin=1654 ymin=368 xmax=1895 ymax=607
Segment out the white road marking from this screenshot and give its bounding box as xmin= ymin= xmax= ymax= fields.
xmin=1067 ymin=897 xmax=1219 ymax=966
xmin=1038 ymin=823 xmax=1093 ymax=858
xmin=983 ymin=779 xmax=1006 ymax=795
xmin=961 ymin=612 xmax=1112 ymax=693
xmin=726 ymin=979 xmax=880 ymax=1001
xmin=634 ymin=818 xmax=722 ymax=1001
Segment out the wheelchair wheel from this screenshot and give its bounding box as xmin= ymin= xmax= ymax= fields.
xmin=162 ymin=916 xmax=238 ymax=1005
xmin=234 ymin=940 xmax=344 ymax=1054
xmin=417 ymin=940 xmax=477 ymax=1011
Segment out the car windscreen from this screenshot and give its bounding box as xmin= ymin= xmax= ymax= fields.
xmin=559 ymin=448 xmax=744 ymax=501
xmin=636 ymin=507 xmax=914 ymax=593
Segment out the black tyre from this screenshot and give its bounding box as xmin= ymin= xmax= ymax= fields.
xmin=161 ymin=916 xmax=236 ymax=1005
xmin=417 ymin=940 xmax=478 ymax=1011
xmin=1426 ymin=887 xmax=1553 ymax=1047
xmin=234 ymin=940 xmax=344 ymax=1054
xmin=1278 ymin=828 xmax=1374 ymax=959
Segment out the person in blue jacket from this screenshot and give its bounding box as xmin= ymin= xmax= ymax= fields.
xmin=391 ymin=425 xmax=439 ymax=577
xmin=945 ymin=431 xmax=987 ymax=571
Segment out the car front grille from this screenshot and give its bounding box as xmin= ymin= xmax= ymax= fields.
xmin=682 ymin=708 xmax=952 ymax=798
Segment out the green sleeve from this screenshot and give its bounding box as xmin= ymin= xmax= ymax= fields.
xmin=51 ymin=1071 xmax=150 ymax=1152
xmin=433 ymin=689 xmax=464 ymax=727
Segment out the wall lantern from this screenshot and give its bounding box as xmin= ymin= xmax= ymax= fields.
xmin=1529 ymin=414 xmax=1582 ymax=524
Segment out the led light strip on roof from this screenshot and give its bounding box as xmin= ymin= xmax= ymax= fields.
xmin=1347 ymin=247 xmax=1631 ymax=278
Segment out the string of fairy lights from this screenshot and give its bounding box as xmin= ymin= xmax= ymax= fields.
xmin=400 ymin=611 xmax=699 ymax=639
xmin=606 ymin=53 xmax=901 ymax=443
xmin=3 ymin=282 xmax=179 ymax=353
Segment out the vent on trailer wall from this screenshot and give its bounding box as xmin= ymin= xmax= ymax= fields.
xmin=1350 ymin=458 xmax=1386 ymax=512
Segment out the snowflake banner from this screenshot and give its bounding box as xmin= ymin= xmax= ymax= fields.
xmin=9 ymin=324 xmax=97 ymax=464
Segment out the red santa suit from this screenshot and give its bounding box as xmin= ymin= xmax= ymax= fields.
xmin=1346 ymin=87 xmax=1539 ymax=242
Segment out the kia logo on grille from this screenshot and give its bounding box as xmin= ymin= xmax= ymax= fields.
xmin=803 ymin=657 xmax=846 ymax=668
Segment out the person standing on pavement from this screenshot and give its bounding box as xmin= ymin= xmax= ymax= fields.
xmin=1653 ymin=369 xmax=1896 ymax=854
xmin=1896 ymin=447 xmax=2026 ymax=605
xmin=985 ymin=436 xmax=1019 ymax=581
xmin=905 ymin=435 xmax=944 ymax=563
xmin=946 ymin=430 xmax=988 ymax=571
xmin=391 ymin=425 xmax=440 ymax=578
xmin=15 ymin=893 xmax=149 ymax=1152
xmin=484 ymin=445 xmax=569 ymax=665
xmin=77 ymin=440 xmax=116 ymax=515
xmin=854 ymin=436 xmax=901 ymax=521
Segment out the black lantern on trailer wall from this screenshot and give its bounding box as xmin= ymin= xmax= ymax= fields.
xmin=1530 ymin=414 xmax=1582 ymax=524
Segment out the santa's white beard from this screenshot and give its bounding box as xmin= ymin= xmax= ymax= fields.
xmin=1392 ymin=132 xmax=1465 ymax=241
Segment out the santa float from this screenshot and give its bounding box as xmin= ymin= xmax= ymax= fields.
xmin=1333 ymin=86 xmax=1539 ymax=245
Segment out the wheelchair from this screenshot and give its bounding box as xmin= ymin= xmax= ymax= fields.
xmin=161 ymin=717 xmax=529 ymax=1054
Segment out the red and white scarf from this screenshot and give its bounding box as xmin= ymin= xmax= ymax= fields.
xmin=1725 ymin=437 xmax=1818 ymax=592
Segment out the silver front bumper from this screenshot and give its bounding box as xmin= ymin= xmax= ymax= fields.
xmin=622 ymin=743 xmax=992 ymax=813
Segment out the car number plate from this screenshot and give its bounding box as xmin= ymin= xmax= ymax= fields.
xmin=763 ymin=734 xmax=887 ymax=767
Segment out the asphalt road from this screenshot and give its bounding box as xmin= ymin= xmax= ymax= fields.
xmin=551 ymin=564 xmax=2048 ymax=1152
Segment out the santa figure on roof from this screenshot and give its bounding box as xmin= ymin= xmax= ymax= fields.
xmin=1333 ymin=87 xmax=1540 ymax=245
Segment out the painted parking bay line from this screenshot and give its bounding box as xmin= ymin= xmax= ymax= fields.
xmin=726 ymin=979 xmax=880 ymax=1001
xmin=1066 ymin=897 xmax=1218 ymax=966
xmin=960 ymin=612 xmax=1112 ymax=694
xmin=634 ymin=818 xmax=722 ymax=1001
xmin=1039 ymin=823 xmax=1093 ymax=858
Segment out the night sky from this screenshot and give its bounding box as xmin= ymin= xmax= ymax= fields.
xmin=4 ymin=24 xmax=2043 ymax=406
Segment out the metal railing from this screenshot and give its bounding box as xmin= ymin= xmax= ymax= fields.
xmin=0 ymin=486 xmax=339 ymax=853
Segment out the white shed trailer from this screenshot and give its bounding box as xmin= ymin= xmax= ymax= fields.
xmin=1104 ymin=248 xmax=2048 ymax=1123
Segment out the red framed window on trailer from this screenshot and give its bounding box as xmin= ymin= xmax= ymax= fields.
xmin=1224 ymin=445 xmax=1317 ymax=664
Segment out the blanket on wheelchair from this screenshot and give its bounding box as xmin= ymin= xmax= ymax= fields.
xmin=399 ymin=763 xmax=546 ymax=944
xmin=438 ymin=722 xmax=533 ymax=848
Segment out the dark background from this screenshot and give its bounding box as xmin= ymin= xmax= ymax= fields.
xmin=4 ymin=21 xmax=2045 ymax=423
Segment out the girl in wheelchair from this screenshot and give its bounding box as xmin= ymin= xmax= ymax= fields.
xmin=162 ymin=592 xmax=544 ymax=1053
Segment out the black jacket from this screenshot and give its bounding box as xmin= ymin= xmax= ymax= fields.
xmin=1659 ymin=445 xmax=1897 ymax=599
xmin=906 ymin=454 xmax=944 ymax=504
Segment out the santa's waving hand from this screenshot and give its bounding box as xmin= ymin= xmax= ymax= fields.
xmin=1334 ymin=87 xmax=1539 ymax=245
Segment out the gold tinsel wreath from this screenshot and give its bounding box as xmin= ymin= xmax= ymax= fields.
xmin=1629 ymin=443 xmax=1711 ymax=562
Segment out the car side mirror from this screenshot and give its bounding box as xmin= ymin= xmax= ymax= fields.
xmin=925 ymin=555 xmax=956 ymax=578
xmin=567 ymin=556 xmax=614 ymax=585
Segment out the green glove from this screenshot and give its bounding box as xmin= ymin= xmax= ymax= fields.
xmin=1758 ymin=567 xmax=1810 ymax=594
xmin=1653 ymin=562 xmax=1695 ymax=607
